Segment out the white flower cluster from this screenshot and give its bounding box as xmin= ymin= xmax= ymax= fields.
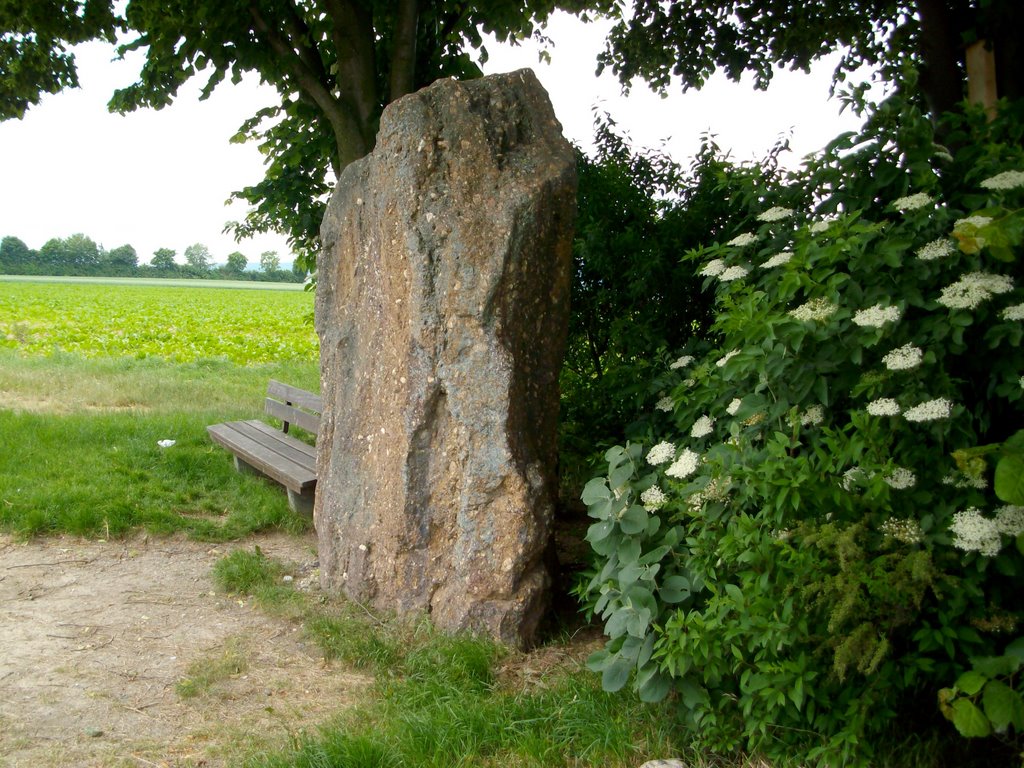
xmin=883 ymin=467 xmax=917 ymax=489
xmin=882 ymin=343 xmax=923 ymax=371
xmin=646 ymin=441 xmax=675 ymax=466
xmin=801 ymin=404 xmax=825 ymax=426
xmin=640 ymin=485 xmax=668 ymax=511
xmin=727 ymin=232 xmax=758 ymax=247
xmin=719 ymin=265 xmax=750 ymax=282
xmin=903 ymin=397 xmax=953 ymax=422
xmin=942 ymin=471 xmax=988 ymax=490
xmin=726 ymin=398 xmax=742 ymax=416
xmin=686 ymin=475 xmax=730 ymax=510
xmin=666 ymin=448 xmax=701 ymax=479
xmin=996 ymin=505 xmax=1024 ymax=535
xmin=670 ymin=355 xmax=694 ymax=369
xmin=716 ymin=349 xmax=740 ymax=368
xmin=691 ymin=415 xmax=715 ymax=438
xmin=916 ymin=237 xmax=956 ymax=262
xmin=954 ymin=215 xmax=994 ymax=231
xmin=852 ymin=304 xmax=901 ymax=328
xmin=655 ymin=396 xmax=674 ymax=412
xmin=880 ymin=518 xmax=924 ymax=544
xmin=841 ymin=467 xmax=868 ymax=492
xmin=700 ymin=258 xmax=727 ymax=277
xmin=789 ymin=298 xmax=838 ymax=322
xmin=809 ymin=220 xmax=831 ymax=234
xmin=867 ymin=398 xmax=901 ymax=416
xmin=761 ymin=251 xmax=794 ymax=269
xmin=937 ymin=272 xmax=1014 ymax=310
xmin=892 ymin=192 xmax=933 ymax=211
xmin=757 ymin=206 xmax=795 ymax=222
xmin=980 ymin=170 xmax=1024 ymax=190
xmin=1000 ymin=303 xmax=1024 ymax=321
xmin=950 ymin=507 xmax=1002 ymax=557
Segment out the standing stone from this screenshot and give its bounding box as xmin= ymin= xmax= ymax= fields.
xmin=314 ymin=70 xmax=576 ymax=648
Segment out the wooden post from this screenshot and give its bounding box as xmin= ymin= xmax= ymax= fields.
xmin=965 ymin=40 xmax=998 ymax=121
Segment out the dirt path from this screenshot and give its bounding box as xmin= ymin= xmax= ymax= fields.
xmin=0 ymin=531 xmax=370 ymax=767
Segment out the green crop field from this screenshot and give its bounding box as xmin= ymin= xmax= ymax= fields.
xmin=0 ymin=276 xmax=317 ymax=364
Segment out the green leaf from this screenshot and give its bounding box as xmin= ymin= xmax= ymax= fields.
xmin=605 ymin=608 xmax=629 ymax=639
xmin=619 ymin=505 xmax=648 ymax=535
xmin=619 ymin=536 xmax=642 ymax=564
xmin=609 ymin=463 xmax=635 ymax=494
xmin=973 ymin=656 xmax=1018 ymax=679
xmin=618 ymin=561 xmax=643 ymax=587
xmin=585 ymin=649 xmax=610 ymax=672
xmin=581 ymin=478 xmax=611 ymax=506
xmin=679 ymin=678 xmax=709 ymax=709
xmin=639 ymin=545 xmax=670 ymax=565
xmin=660 ymin=574 xmax=692 ymax=603
xmin=956 ymin=670 xmax=988 ymax=696
xmin=602 ymin=656 xmax=633 ymax=692
xmin=982 ymin=680 xmax=1024 ymax=731
xmin=637 ymin=668 xmax=672 ymax=702
xmin=586 ymin=519 xmax=614 ymax=544
xmin=995 ymin=453 xmax=1024 ymax=504
xmin=638 ymin=632 xmax=657 ymax=668
xmin=1005 ymin=637 xmax=1024 ymax=663
xmin=724 ymin=583 xmax=743 ymax=604
xmin=951 ymin=699 xmax=992 ymax=738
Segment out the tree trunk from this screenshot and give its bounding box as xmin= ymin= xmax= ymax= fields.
xmin=914 ymin=0 xmax=965 ymax=120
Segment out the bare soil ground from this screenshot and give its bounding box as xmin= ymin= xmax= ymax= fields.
xmin=0 ymin=530 xmax=371 ymax=768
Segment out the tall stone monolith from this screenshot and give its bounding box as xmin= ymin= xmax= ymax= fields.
xmin=314 ymin=70 xmax=576 ymax=648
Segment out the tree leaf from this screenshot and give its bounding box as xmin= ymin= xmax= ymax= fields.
xmin=955 ymin=670 xmax=988 ymax=696
xmin=982 ymin=680 xmax=1023 ymax=731
xmin=995 ymin=453 xmax=1024 ymax=504
xmin=951 ymin=699 xmax=992 ymax=738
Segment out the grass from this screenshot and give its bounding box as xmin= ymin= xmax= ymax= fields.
xmin=210 ymin=549 xmax=691 ymax=768
xmin=176 ymin=638 xmax=250 ymax=699
xmin=0 ymin=349 xmax=318 ymax=540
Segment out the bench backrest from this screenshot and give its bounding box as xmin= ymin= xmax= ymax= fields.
xmin=265 ymin=380 xmax=323 ymax=435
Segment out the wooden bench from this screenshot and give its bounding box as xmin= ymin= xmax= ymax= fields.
xmin=207 ymin=380 xmax=323 ymax=515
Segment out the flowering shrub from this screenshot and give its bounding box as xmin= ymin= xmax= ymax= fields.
xmin=578 ymin=97 xmax=1024 ymax=765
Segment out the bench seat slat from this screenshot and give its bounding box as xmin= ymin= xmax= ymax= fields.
xmin=230 ymin=420 xmax=316 ymax=467
xmin=207 ymin=420 xmax=316 ymax=493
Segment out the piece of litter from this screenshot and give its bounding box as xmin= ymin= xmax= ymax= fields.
xmin=157 ymin=439 xmax=176 ymax=448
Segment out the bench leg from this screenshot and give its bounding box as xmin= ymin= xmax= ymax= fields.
xmin=287 ymin=488 xmax=315 ymax=516
xmin=234 ymin=456 xmax=263 ymax=477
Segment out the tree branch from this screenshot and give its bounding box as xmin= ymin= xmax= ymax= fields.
xmin=248 ymin=2 xmax=369 ymax=165
xmin=320 ymin=0 xmax=378 ymax=149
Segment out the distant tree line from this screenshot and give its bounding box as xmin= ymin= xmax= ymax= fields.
xmin=0 ymin=233 xmax=306 ymax=283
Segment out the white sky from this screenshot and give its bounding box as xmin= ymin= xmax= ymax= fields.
xmin=0 ymin=12 xmax=863 ymax=267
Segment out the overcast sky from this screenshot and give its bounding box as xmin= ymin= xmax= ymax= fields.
xmin=0 ymin=12 xmax=863 ymax=267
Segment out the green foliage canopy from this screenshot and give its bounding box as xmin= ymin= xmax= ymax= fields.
xmin=2 ymin=1 xmax=616 ymax=268
xmin=149 ymin=247 xmax=176 ymax=270
xmin=225 ymin=250 xmax=248 ymax=273
xmin=598 ymin=0 xmax=1024 ymax=121
xmin=0 ymin=0 xmax=117 ymax=119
